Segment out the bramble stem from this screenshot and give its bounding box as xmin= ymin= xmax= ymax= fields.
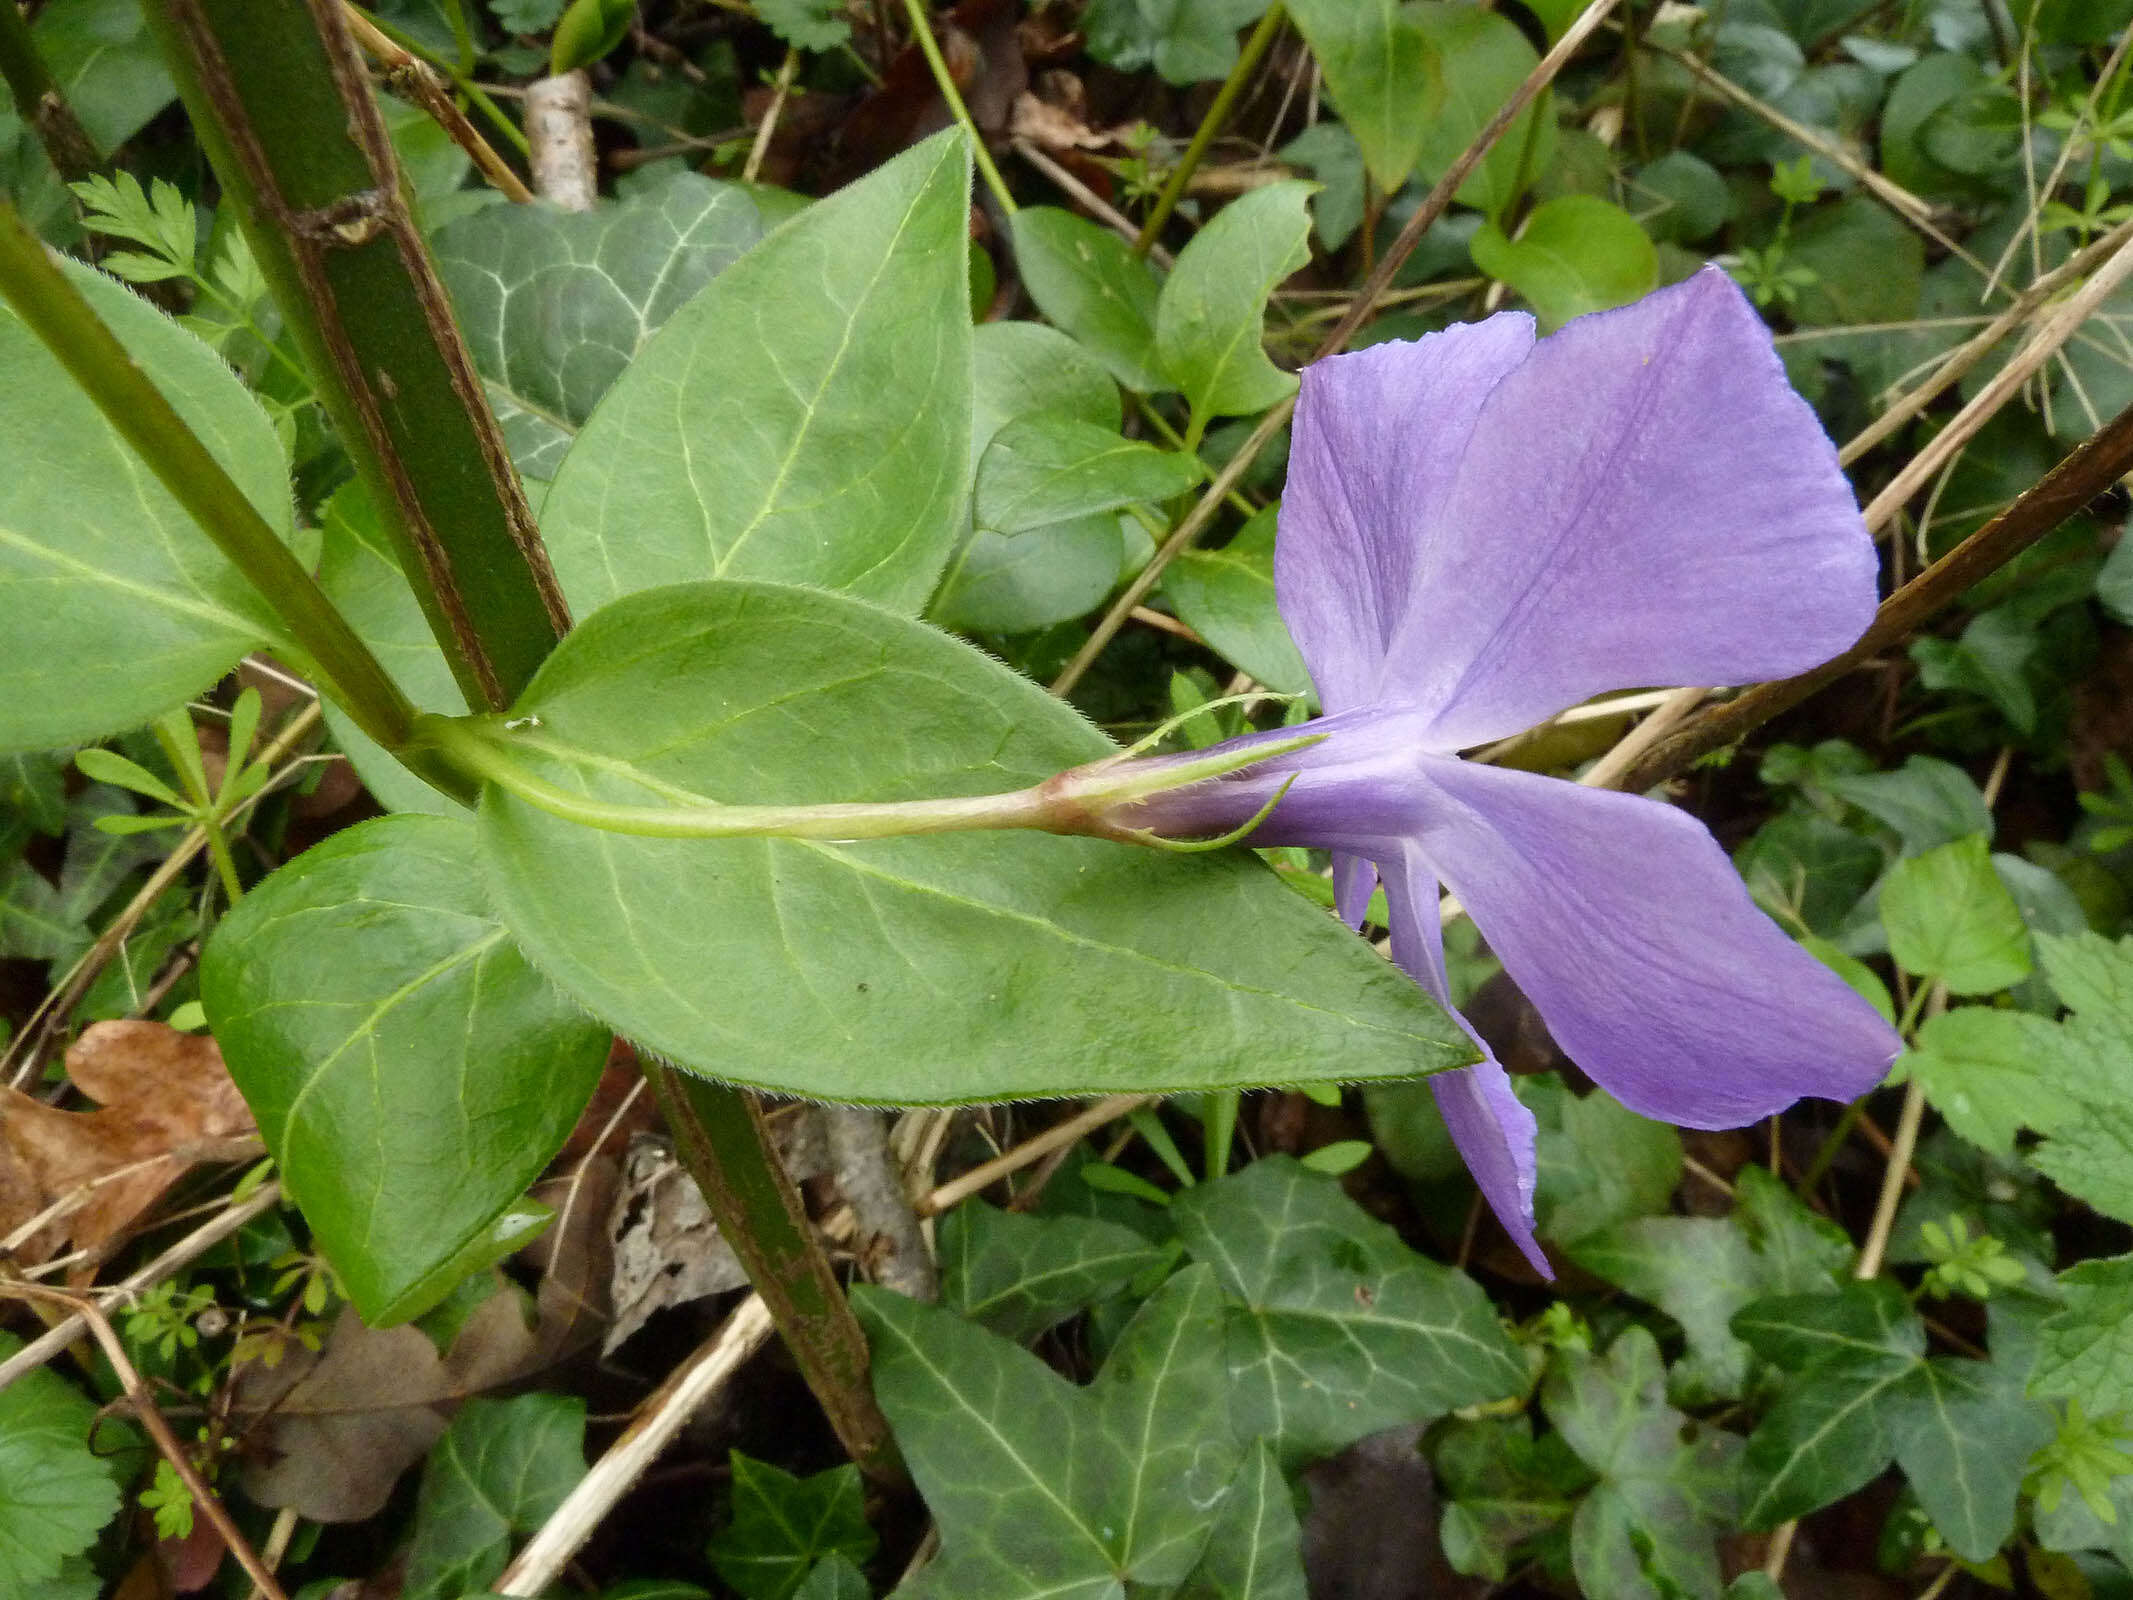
xmin=1134 ymin=4 xmax=1286 ymax=256
xmin=0 ymin=202 xmax=418 ymax=755
xmin=898 ymin=0 xmax=1015 ymax=215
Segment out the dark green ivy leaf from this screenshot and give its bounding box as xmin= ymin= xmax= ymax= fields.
xmin=708 ymin=1455 xmax=877 ymax=1600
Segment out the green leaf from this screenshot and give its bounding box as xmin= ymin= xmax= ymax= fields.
xmin=1471 ymin=196 xmax=1659 ymax=333
xmin=1162 ymin=505 xmax=1313 ymax=697
xmin=0 ymin=262 xmax=294 ymax=752
xmin=1886 ymin=1349 xmax=2053 ymax=1563
xmin=708 ymin=1455 xmax=877 ymax=1600
xmin=1013 ymin=207 xmax=1168 ymax=394
xmin=201 ymin=813 xmax=610 ymax=1324
xmin=434 ymin=172 xmax=762 ymax=478
xmin=757 ymin=0 xmax=851 ymax=50
xmin=404 ymin=1396 xmax=588 ymax=1600
xmin=538 ymin=130 xmax=972 ymax=619
xmin=1527 ymin=1076 xmax=1683 ymax=1246
xmin=1083 ymin=0 xmax=1271 ymax=82
xmin=971 ymin=322 xmax=1123 ymax=452
xmin=477 ymin=582 xmax=1475 ymax=1103
xmin=30 ymin=0 xmax=174 ymax=154
xmin=550 ymin=0 xmax=634 ymax=72
xmin=1734 ymin=1165 xmax=1854 ymax=1292
xmin=1284 ymin=0 xmax=1438 ymax=191
xmin=0 ymin=859 xmax=89 ymax=965
xmin=1176 ymin=1441 xmax=1308 ymax=1599
xmin=1902 ymin=1006 xmax=2075 ymax=1156
xmin=791 ymin=1554 xmax=871 ymax=1600
xmin=975 ymin=416 xmax=1201 ymax=534
xmin=1432 ymin=1415 xmax=1586 ymax=1581
xmin=1568 ymin=1218 xmax=1767 ymax=1404
xmin=1543 ymin=1328 xmax=1744 ymax=1600
xmin=0 ymin=1337 xmax=129 ymax=1588
xmin=0 ymin=752 xmax=69 ymax=836
xmin=931 ymin=517 xmax=1127 ymax=635
xmin=1824 ymin=756 xmax=1991 ymax=855
xmin=1632 ymin=152 xmax=1732 ymax=245
xmin=1280 ymin=123 xmax=1367 ymax=251
xmin=1786 ymin=196 xmax=1924 ymax=327
xmin=1734 ymin=812 xmax=1883 ymax=939
xmin=939 ymin=1201 xmax=1170 ymax=1343
xmin=2034 ymin=1255 xmax=2133 ymax=1416
xmin=1880 ymin=835 xmax=2032 ymax=994
xmin=858 ymin=1266 xmax=1241 ymax=1597
xmin=1155 ymin=182 xmax=1314 ymax=423
xmin=1410 ymin=5 xmax=1554 ymax=222
xmin=315 ymin=480 xmax=466 ymax=816
xmin=1170 ymin=1156 xmax=1525 ymax=1463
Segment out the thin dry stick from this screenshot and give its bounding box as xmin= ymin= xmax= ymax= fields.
xmin=1 ymin=1279 xmax=291 ymax=1600
xmin=1012 ymin=139 xmax=1177 ymax=268
xmin=0 ymin=1181 xmax=282 ymax=1390
xmin=742 ymin=48 xmax=799 ymax=185
xmin=920 ymin=1094 xmax=1148 ymax=1216
xmin=1049 ymin=0 xmax=1626 ymax=697
xmin=340 ymin=5 xmax=532 ymax=202
xmin=1842 ymin=213 xmax=2133 ymax=466
xmin=491 ymin=1295 xmax=776 ymax=1596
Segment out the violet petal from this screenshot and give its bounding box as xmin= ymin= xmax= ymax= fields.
xmin=1393 ymin=268 xmax=1879 ymax=748
xmin=1276 ymin=315 xmax=1535 ymax=713
xmin=1378 ymin=844 xmax=1549 ymax=1277
xmin=1411 ymin=754 xmax=1903 ymax=1128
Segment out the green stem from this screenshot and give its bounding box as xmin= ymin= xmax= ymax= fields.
xmin=348 ymin=2 xmax=529 ymax=156
xmin=415 ymin=711 xmax=1324 ymax=841
xmin=897 ymin=0 xmax=1014 ymax=215
xmin=0 ymin=202 xmax=418 ymax=754
xmin=145 ymin=0 xmax=568 ymax=712
xmin=1134 ymin=4 xmax=1285 ymax=256
xmin=645 ymin=1067 xmax=903 ymax=1483
xmin=0 ymin=0 xmax=100 ymax=180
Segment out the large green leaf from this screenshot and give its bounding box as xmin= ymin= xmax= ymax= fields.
xmin=434 ymin=172 xmax=762 ymax=479
xmin=201 ymin=813 xmax=610 ymax=1324
xmin=1156 ymin=182 xmax=1313 ymax=424
xmin=0 ymin=1336 xmax=132 ymax=1589
xmin=1013 ymin=206 xmax=1168 ymax=394
xmin=1177 ymin=1441 xmax=1308 ymax=1599
xmin=403 ymin=1396 xmax=587 ymax=1600
xmin=476 ymin=582 xmax=1474 ymax=1103
xmin=0 ymin=263 xmax=294 ymax=752
xmin=1880 ymin=834 xmax=2032 ymax=994
xmin=1543 ymin=1328 xmax=1743 ymax=1600
xmin=1284 ymin=0 xmax=1439 ymax=191
xmin=538 ymin=130 xmax=972 ymax=618
xmin=860 ymin=1266 xmax=1240 ymax=1597
xmin=1470 ymin=195 xmax=1659 ymax=333
xmin=940 ymin=1202 xmax=1170 ymax=1343
xmin=1171 ymin=1157 xmax=1524 ymax=1462
xmin=2033 ymin=1254 xmax=2133 ymax=1415
xmin=30 ymin=0 xmax=174 ymax=154
xmin=1162 ymin=505 xmax=1313 ymax=697
xmin=1411 ymin=5 xmax=1554 ymax=222
xmin=931 ymin=517 xmax=1127 ymax=635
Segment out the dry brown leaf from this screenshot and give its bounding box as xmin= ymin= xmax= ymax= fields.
xmin=0 ymin=1021 xmax=258 ymax=1273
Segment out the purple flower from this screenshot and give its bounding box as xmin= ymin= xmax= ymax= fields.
xmin=1121 ymin=267 xmax=1903 ymax=1274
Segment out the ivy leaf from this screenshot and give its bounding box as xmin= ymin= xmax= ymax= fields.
xmin=1431 ymin=1415 xmax=1589 ymax=1581
xmin=1734 ymin=1281 xmax=2051 ymax=1558
xmin=1284 ymin=0 xmax=1437 ymax=191
xmin=1175 ymin=1441 xmax=1308 ymax=1599
xmin=0 ymin=1337 xmax=131 ymax=1588
xmin=1543 ymin=1328 xmax=1744 ymax=1600
xmin=477 ymin=582 xmax=1475 ymax=1104
xmin=792 ymin=1555 xmax=872 ymax=1600
xmin=434 ymin=172 xmax=762 ymax=479
xmin=1012 ymin=207 xmax=1167 ymax=393
xmin=1162 ymin=505 xmax=1313 ymax=697
xmin=1155 ymin=181 xmax=1314 ymax=423
xmin=539 ymin=129 xmax=972 ymax=619
xmin=1527 ymin=1076 xmax=1683 ymax=1246
xmin=858 ymin=1266 xmax=1241 ymax=1596
xmin=0 ymin=261 xmax=295 ymax=752
xmin=1171 ymin=1157 xmax=1525 ymax=1464
xmin=708 ymin=1456 xmax=877 ymax=1600
xmin=1880 ymin=835 xmax=2032 ymax=994
xmin=1082 ymin=0 xmax=1270 ymax=83
xmin=201 ymin=813 xmax=610 ymax=1324
xmin=403 ymin=1396 xmax=587 ymax=1600
xmin=1568 ymin=1219 xmax=1767 ymax=1404
xmin=939 ymin=1202 xmax=1170 ymax=1343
